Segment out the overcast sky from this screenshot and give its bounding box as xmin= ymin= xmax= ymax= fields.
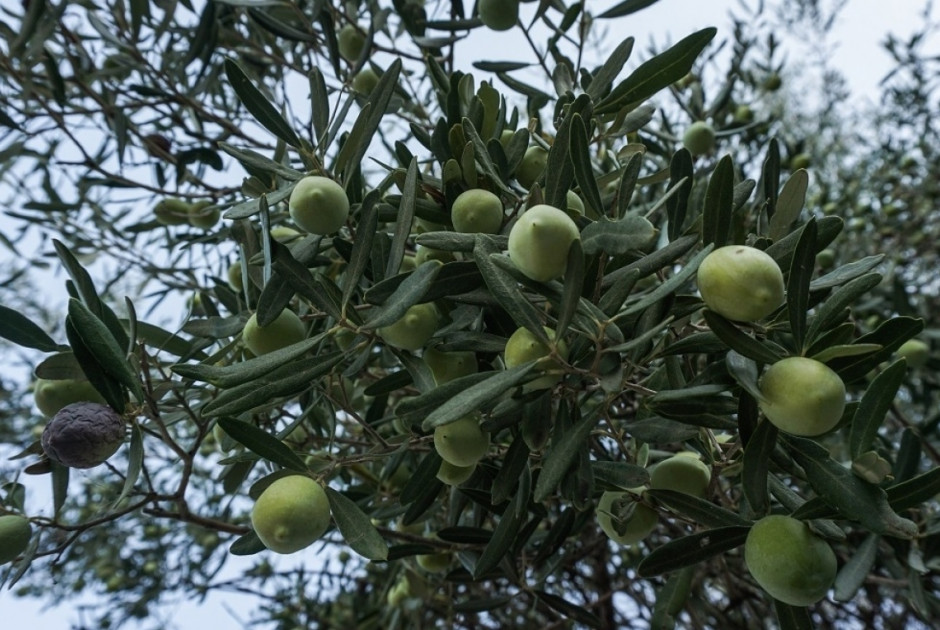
xmin=3 ymin=0 xmax=938 ymax=627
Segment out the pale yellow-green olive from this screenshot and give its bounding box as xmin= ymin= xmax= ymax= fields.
xmin=242 ymin=310 xmax=306 ymax=356
xmin=697 ymin=245 xmax=785 ymax=322
xmin=507 ymin=204 xmax=580 ymax=282
xmin=288 ymin=176 xmax=350 ymax=235
xmin=433 ymin=415 xmax=490 ymax=467
xmin=251 ymin=476 xmax=331 ymax=554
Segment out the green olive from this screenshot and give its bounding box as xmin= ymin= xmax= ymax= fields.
xmin=433 ymin=415 xmax=490 ymax=467
xmin=649 ymin=453 xmax=711 ymax=498
xmin=697 ymin=245 xmax=785 ymax=322
xmin=682 ymin=121 xmax=716 ymax=156
xmin=507 ymin=204 xmax=580 ymax=282
xmin=242 ymin=309 xmax=306 ymax=356
xmin=33 ymin=377 xmax=105 ymax=419
xmin=251 ymin=476 xmax=331 ymax=554
xmin=288 ymin=176 xmax=350 ymax=235
xmin=744 ymin=515 xmax=836 ymax=606
xmin=378 ymin=303 xmax=440 ymax=351
xmin=478 ymin=0 xmax=519 ymax=31
xmin=504 ymin=325 xmax=568 ymax=390
xmin=758 ymin=357 xmax=846 ymax=436
xmin=596 ymin=490 xmax=657 ymax=545
xmin=451 ymin=189 xmax=504 ymax=234
xmin=515 ymin=146 xmax=548 ymax=188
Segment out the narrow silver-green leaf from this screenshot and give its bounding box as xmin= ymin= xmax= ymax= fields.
xmin=224 ymin=59 xmax=302 ymax=148
xmin=386 ymin=158 xmax=418 ymax=278
xmin=171 ymin=336 xmax=322 ymax=388
xmin=833 ymin=532 xmax=879 ymax=601
xmin=421 ymin=363 xmax=536 ymax=431
xmin=473 ymin=492 xmax=524 ymax=579
xmin=114 ymin=423 xmax=143 ymax=508
xmin=341 ymin=189 xmax=381 ymax=313
xmin=364 ymin=261 xmax=442 ymax=329
xmin=768 ymin=170 xmax=808 ymax=241
xmin=325 ymin=487 xmax=389 ymax=561
xmin=597 ymin=28 xmax=717 ymax=115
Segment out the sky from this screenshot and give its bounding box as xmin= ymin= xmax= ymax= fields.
xmin=3 ymin=0 xmax=938 ymax=627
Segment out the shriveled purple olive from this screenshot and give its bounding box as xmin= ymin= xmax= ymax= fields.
xmin=41 ymin=402 xmax=125 ymax=469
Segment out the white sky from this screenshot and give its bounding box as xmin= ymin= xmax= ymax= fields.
xmin=3 ymin=0 xmax=938 ymax=627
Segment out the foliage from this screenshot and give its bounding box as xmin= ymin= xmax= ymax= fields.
xmin=0 ymin=1 xmax=938 ymax=629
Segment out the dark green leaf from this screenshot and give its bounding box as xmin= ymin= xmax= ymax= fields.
xmin=781 ymin=435 xmax=917 ymax=538
xmin=806 ymin=273 xmax=882 ymax=344
xmin=849 ymin=359 xmax=906 ymax=460
xmin=647 ymin=490 xmax=750 ymax=528
xmin=0 ymin=304 xmax=59 ymax=352
xmin=217 ymin=418 xmax=307 ymax=472
xmin=788 ymin=218 xmax=817 ymax=352
xmin=67 ymin=299 xmax=143 ymax=402
xmin=703 ymin=311 xmax=785 ymax=365
xmin=599 ymin=0 xmax=661 ymax=19
xmin=230 ymin=530 xmax=266 ymax=556
xmin=591 ymin=461 xmax=650 ymax=490
xmin=534 ymin=591 xmax=602 ymax=629
xmin=534 ymin=406 xmax=600 ymax=502
xmin=742 ymin=418 xmax=778 ymax=515
xmin=774 ymin=600 xmax=814 ymax=630
xmin=702 ymin=155 xmax=735 ymax=248
xmin=886 ymin=467 xmax=940 ymax=512
xmin=341 ymin=189 xmax=380 ymax=313
xmin=637 ymin=526 xmax=750 ymax=577
xmin=473 ymin=492 xmax=524 ymax=579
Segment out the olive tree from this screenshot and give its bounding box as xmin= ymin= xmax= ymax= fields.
xmin=0 ymin=1 xmax=938 ymax=629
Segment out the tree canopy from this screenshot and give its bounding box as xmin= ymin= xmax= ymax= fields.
xmin=1 ymin=1 xmax=938 ymax=629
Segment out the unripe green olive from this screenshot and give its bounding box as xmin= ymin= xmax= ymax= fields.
xmin=790 ymin=153 xmax=811 ymax=171
xmin=650 ymin=453 xmax=711 ymax=498
xmin=33 ymin=377 xmax=105 ymax=419
xmin=451 ymin=189 xmax=504 ymax=234
xmin=504 ymin=325 xmax=568 ymax=390
xmin=414 ymin=245 xmax=458 ymax=266
xmin=762 ymin=72 xmax=783 ymax=91
xmin=815 ymin=249 xmax=836 ymax=270
xmin=733 ymin=104 xmax=754 ymax=124
xmin=744 ymin=515 xmax=836 ymax=606
xmin=416 ymin=551 xmax=451 ymax=572
xmin=596 ymin=490 xmax=657 ymax=545
xmin=227 ymin=263 xmax=244 ymax=293
xmin=436 ymin=459 xmax=476 ymax=485
xmin=288 ymin=176 xmax=350 ymax=235
xmin=507 ymin=204 xmax=580 ymax=282
xmin=478 ymin=0 xmax=519 ymax=31
xmin=378 ymin=303 xmax=440 ymax=351
xmin=187 ymin=201 xmax=219 ymax=229
xmin=758 ymin=357 xmax=846 ymax=436
xmin=697 ymin=245 xmax=785 ymax=322
xmin=386 ymin=576 xmax=411 ymax=607
xmin=897 ymin=339 xmax=929 ymax=369
xmin=682 ymin=121 xmax=716 ymax=156
xmin=515 ymin=146 xmax=548 ymax=188
xmin=153 ymin=198 xmax=191 ymax=226
xmin=0 ymin=515 xmax=32 ymax=565
xmin=250 ymin=475 xmax=331 ymax=554
xmin=337 ymin=24 xmax=367 ymax=61
xmin=433 ymin=415 xmax=490 ymax=467
xmin=352 ymin=67 xmax=380 ymax=94
xmin=242 ymin=310 xmax=306 ymax=356
xmin=270 ymin=226 xmax=302 ymax=243
xmin=564 ymin=190 xmax=585 ymax=216
xmin=423 ymin=346 xmax=477 ymax=384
